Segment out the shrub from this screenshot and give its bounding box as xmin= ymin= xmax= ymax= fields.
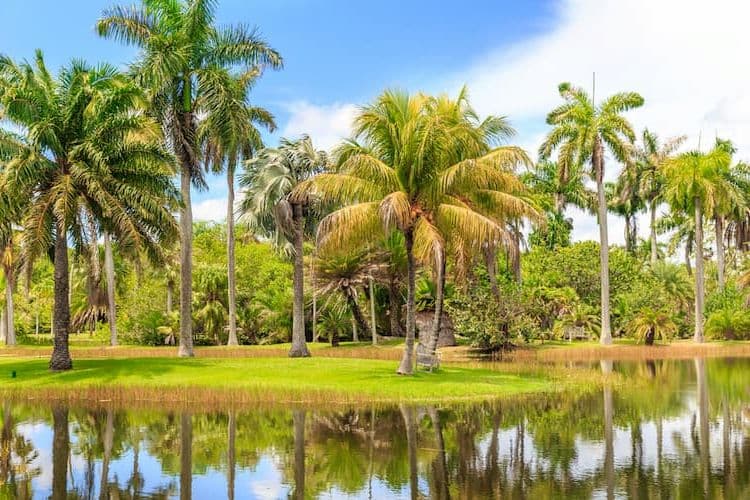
xmin=705 ymin=309 xmax=750 ymax=340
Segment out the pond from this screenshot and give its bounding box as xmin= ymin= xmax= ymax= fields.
xmin=1 ymin=357 xmax=749 ymax=499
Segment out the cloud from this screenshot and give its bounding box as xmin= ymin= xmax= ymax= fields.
xmin=442 ymin=0 xmax=750 ymax=243
xmin=193 ymin=198 xmax=227 ymax=222
xmin=280 ymin=101 xmax=358 ymax=151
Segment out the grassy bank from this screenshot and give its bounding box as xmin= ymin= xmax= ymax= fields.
xmin=0 ymin=356 xmax=580 ymax=405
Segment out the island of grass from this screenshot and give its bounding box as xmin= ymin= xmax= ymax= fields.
xmin=0 ymin=354 xmax=576 ymax=405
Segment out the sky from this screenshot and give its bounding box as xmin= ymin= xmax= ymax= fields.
xmin=2 ymin=0 xmax=749 ymax=245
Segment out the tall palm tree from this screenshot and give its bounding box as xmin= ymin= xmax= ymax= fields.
xmin=663 ymin=144 xmax=733 ymax=342
xmin=0 ymin=53 xmax=179 ymax=370
xmin=607 ymin=178 xmax=643 ymax=254
xmin=540 ymin=82 xmax=644 ymax=345
xmin=200 ymin=70 xmax=275 ymax=346
xmin=634 ymin=130 xmax=686 ymax=264
xmin=522 ymin=160 xmax=594 ymax=215
xmin=0 ymin=229 xmax=17 ymax=346
xmin=98 ymin=0 xmax=283 ymax=357
xmin=240 ymin=136 xmax=328 ymax=357
xmin=295 ymin=89 xmax=536 ymax=374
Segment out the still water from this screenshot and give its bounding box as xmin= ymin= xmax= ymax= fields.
xmin=1 ymin=358 xmax=749 ymax=499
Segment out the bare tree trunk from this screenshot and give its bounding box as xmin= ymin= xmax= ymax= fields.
xmin=311 ymin=257 xmax=317 ymax=343
xmin=685 ymin=238 xmax=693 ymax=277
xmin=292 ymin=409 xmax=305 ymax=500
xmin=624 ymin=214 xmax=633 ymax=254
xmin=352 ymin=318 xmax=358 ymax=342
xmin=512 ymin=223 xmax=522 ymax=283
xmin=388 ymin=275 xmax=403 ymax=337
xmin=227 ymin=409 xmax=236 ymax=500
xmin=650 ymin=199 xmax=658 ymax=264
xmin=0 ymin=306 xmax=5 ymax=344
xmin=289 ymin=203 xmax=310 ymax=357
xmin=3 ymin=267 xmax=14 ymax=345
xmin=226 ymin=167 xmax=239 ymax=346
xmin=397 ymin=228 xmax=416 ymax=375
xmin=104 ymin=233 xmax=117 ymax=347
xmin=694 ymin=199 xmax=705 ymax=342
xmin=180 ymin=412 xmax=192 ymax=500
xmin=344 ymin=286 xmax=369 ymax=336
xmin=427 ymin=249 xmax=445 ymax=355
xmin=595 ymin=137 xmax=612 ymax=344
xmin=716 ymin=216 xmax=725 ymax=292
xmin=179 ymin=168 xmax=194 ymax=357
xmin=369 ymin=276 xmax=377 ymax=345
xmin=50 ymin=222 xmax=72 ymax=371
xmin=51 ymin=405 xmax=69 ymax=500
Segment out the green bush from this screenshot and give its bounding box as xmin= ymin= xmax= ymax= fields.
xmin=705 ymin=309 xmax=750 ymax=340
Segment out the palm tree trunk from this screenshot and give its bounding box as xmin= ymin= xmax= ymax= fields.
xmin=602 ymin=360 xmax=615 ymax=500
xmin=292 ymin=409 xmax=305 ymax=500
xmin=397 ymin=228 xmax=416 ymax=375
xmin=344 ymin=286 xmax=369 ymax=336
xmin=428 ymin=249 xmax=445 ymax=354
xmin=227 ymin=409 xmax=236 ymax=500
xmin=179 ymin=167 xmax=195 ymax=357
xmin=4 ymin=264 xmax=15 ymax=346
xmin=716 ymin=216 xmax=726 ymax=292
xmin=400 ymin=405 xmax=419 ymax=500
xmin=226 ymin=166 xmax=239 ymax=346
xmin=0 ymin=306 xmax=5 ymax=344
xmin=289 ymin=203 xmax=310 ymax=357
xmin=624 ymin=214 xmax=633 ymax=253
xmin=484 ymin=245 xmax=499 ymax=299
xmin=695 ymin=358 xmax=710 ymax=496
xmin=428 ymin=407 xmax=450 ymax=500
xmin=512 ymin=223 xmax=522 ymax=283
xmin=650 ymin=199 xmax=658 ymax=264
xmin=50 ymin=222 xmax=72 ymax=371
xmin=694 ymin=198 xmax=705 ymax=342
xmin=685 ymin=238 xmax=693 ymax=277
xmin=100 ymin=407 xmax=114 ymax=498
xmin=369 ymin=276 xmax=377 ymax=345
xmin=52 ymin=405 xmax=69 ymax=500
xmin=388 ymin=275 xmax=403 ymax=337
xmin=594 ymin=137 xmax=612 ymax=345
xmin=180 ymin=412 xmax=192 ymax=500
xmin=311 ymin=257 xmax=318 ymax=343
xmin=104 ymin=233 xmax=117 ymax=347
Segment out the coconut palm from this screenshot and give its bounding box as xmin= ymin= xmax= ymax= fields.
xmin=0 ymin=53 xmax=179 ymax=370
xmin=200 ymin=70 xmax=275 ymax=346
xmin=98 ymin=0 xmax=283 ymax=357
xmin=540 ymin=82 xmax=644 ymax=345
xmin=240 ymin=136 xmax=328 ymax=357
xmin=634 ymin=130 xmax=686 ymax=264
xmin=522 ymin=160 xmax=594 ymax=215
xmin=663 ymin=144 xmax=734 ymax=342
xmin=294 ymin=89 xmax=536 ymax=374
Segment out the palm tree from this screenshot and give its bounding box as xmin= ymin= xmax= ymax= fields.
xmin=663 ymin=144 xmax=733 ymax=342
xmin=607 ymin=178 xmax=643 ymax=254
xmin=98 ymin=0 xmax=283 ymax=357
xmin=634 ymin=130 xmax=686 ymax=264
xmin=522 ymin=160 xmax=594 ymax=215
xmin=0 ymin=229 xmax=17 ymax=346
xmin=200 ymin=70 xmax=275 ymax=346
xmin=295 ymin=89 xmax=536 ymax=374
xmin=0 ymin=53 xmax=179 ymax=370
xmin=540 ymin=82 xmax=644 ymax=345
xmin=626 ymin=308 xmax=677 ymax=345
xmin=240 ymin=136 xmax=328 ymax=357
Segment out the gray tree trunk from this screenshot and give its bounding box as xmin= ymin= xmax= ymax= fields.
xmin=104 ymin=233 xmax=117 ymax=346
xmin=50 ymin=222 xmax=73 ymax=371
xmin=3 ymin=259 xmax=15 ymax=346
xmin=650 ymin=199 xmax=658 ymax=264
xmin=0 ymin=306 xmax=6 ymax=344
xmin=388 ymin=275 xmax=403 ymax=337
xmin=344 ymin=286 xmax=369 ymax=338
xmin=226 ymin=167 xmax=238 ymax=346
xmin=369 ymin=276 xmax=377 ymax=345
xmin=685 ymin=238 xmax=693 ymax=277
xmin=694 ymin=199 xmax=705 ymax=342
xmin=397 ymin=229 xmax=416 ymax=375
xmin=695 ymin=358 xmax=710 ymax=496
xmin=594 ymin=137 xmax=612 ymax=345
xmin=227 ymin=409 xmax=236 ymax=500
xmin=179 ymin=168 xmax=194 ymax=357
xmin=289 ymin=203 xmax=310 ymax=357
xmin=602 ymin=360 xmax=615 ymax=500
xmin=716 ymin=216 xmax=725 ymax=292
xmin=427 ymin=250 xmax=445 ymax=354
xmin=312 ymin=258 xmax=318 ymax=343
xmin=180 ymin=412 xmax=192 ymax=500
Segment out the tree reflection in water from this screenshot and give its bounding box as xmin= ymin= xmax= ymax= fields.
xmin=8 ymin=357 xmax=750 ymax=498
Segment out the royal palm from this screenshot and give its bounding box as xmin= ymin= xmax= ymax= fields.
xmin=98 ymin=0 xmax=282 ymax=356
xmin=540 ymin=82 xmax=644 ymax=345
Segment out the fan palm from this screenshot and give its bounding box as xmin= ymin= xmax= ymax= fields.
xmin=240 ymin=136 xmax=328 ymax=357
xmin=200 ymin=70 xmax=276 ymax=346
xmin=540 ymin=82 xmax=644 ymax=345
xmin=663 ymin=144 xmax=734 ymax=342
xmin=98 ymin=0 xmax=283 ymax=357
xmin=294 ymin=89 xmax=537 ymax=374
xmin=0 ymin=52 xmax=179 ymax=370
xmin=634 ymin=130 xmax=686 ymax=264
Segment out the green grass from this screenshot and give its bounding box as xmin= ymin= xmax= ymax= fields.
xmin=0 ymin=356 xmax=564 ymax=404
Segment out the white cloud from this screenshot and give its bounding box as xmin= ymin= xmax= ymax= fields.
xmin=193 ymin=198 xmax=227 ymax=222
xmin=443 ymin=0 xmax=750 ymax=244
xmin=280 ymin=101 xmax=358 ymax=151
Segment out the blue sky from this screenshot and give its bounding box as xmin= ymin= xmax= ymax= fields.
xmin=2 ymin=0 xmax=748 ymax=244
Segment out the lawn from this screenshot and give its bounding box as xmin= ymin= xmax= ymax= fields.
xmin=0 ymin=356 xmax=568 ymax=405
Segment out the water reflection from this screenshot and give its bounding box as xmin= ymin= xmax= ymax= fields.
xmin=3 ymin=357 xmax=750 ymax=498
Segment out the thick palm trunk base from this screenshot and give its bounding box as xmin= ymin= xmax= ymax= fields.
xmin=289 ymin=204 xmax=310 ymax=358
xmin=50 ymin=227 xmax=72 ymax=371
